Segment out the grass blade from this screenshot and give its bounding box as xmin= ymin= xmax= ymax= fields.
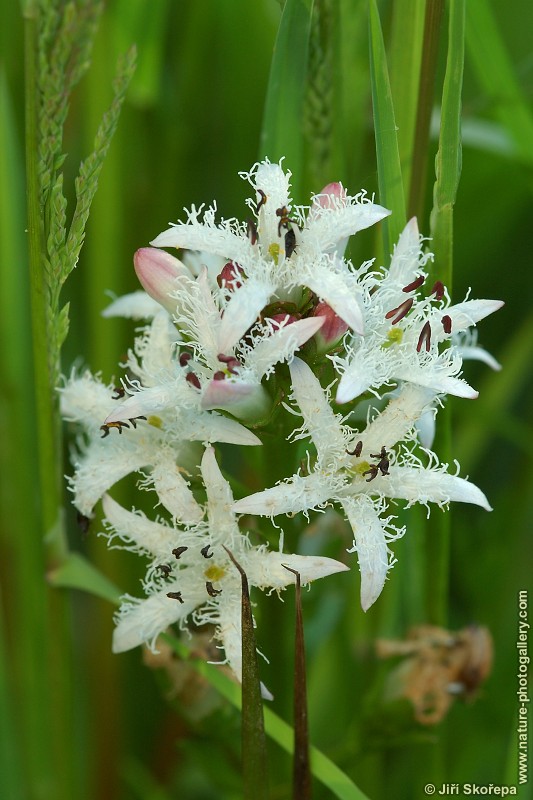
xmin=368 ymin=0 xmax=406 ymax=254
xmin=165 ymin=636 xmax=370 ymax=800
xmin=466 ymin=0 xmax=533 ymax=168
xmin=260 ymin=0 xmax=313 ymax=197
xmin=389 ymin=0 xmax=425 ymax=196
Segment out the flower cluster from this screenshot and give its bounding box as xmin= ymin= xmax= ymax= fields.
xmin=61 ymin=159 xmax=502 ymax=682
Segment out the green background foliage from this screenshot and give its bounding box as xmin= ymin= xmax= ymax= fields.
xmin=1 ymin=0 xmax=532 ymax=798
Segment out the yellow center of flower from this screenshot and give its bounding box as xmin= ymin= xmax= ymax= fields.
xmin=345 ymin=460 xmax=372 ymax=478
xmin=204 ymin=564 xmax=226 ymax=582
xmin=382 ymin=328 xmax=404 ymax=348
xmin=268 ymin=242 xmax=280 ymax=264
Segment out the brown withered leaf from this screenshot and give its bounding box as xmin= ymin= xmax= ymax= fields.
xmin=376 ymin=624 xmax=493 ymax=725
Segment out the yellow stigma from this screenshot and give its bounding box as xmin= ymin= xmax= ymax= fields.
xmin=147 ymin=415 xmax=163 ymax=428
xmin=268 ymin=242 xmax=280 ymax=264
xmin=346 ymin=460 xmax=371 ymax=478
xmin=382 ymin=327 xmax=404 ymax=348
xmin=204 ymin=564 xmax=226 ymax=582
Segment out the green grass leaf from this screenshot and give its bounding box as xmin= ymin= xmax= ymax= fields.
xmin=260 ymin=0 xmax=313 ymax=198
xmin=466 ymin=0 xmax=533 ymax=168
xmin=165 ymin=636 xmax=369 ymax=800
xmin=429 ymin=0 xmax=465 ymax=288
xmin=368 ymin=0 xmax=406 ymax=254
xmin=48 ymin=552 xmax=122 ymax=605
xmin=389 ymin=0 xmax=425 ymax=195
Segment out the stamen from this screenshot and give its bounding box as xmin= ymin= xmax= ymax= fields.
xmin=442 ymin=314 xmax=452 ymax=334
xmin=417 ymin=321 xmax=432 ymax=353
xmin=284 ymin=228 xmax=296 ymax=258
xmin=255 ymin=189 xmax=267 ymax=214
xmin=347 ymin=440 xmax=363 ymax=457
xmin=363 ymin=464 xmax=379 ymax=482
xmin=167 ymin=591 xmax=184 ymax=603
xmin=100 ymin=420 xmax=130 ymax=438
xmin=111 ymin=386 xmax=125 ymax=400
xmin=129 ymin=416 xmax=147 ymax=429
xmin=385 ymin=298 xmax=413 ymax=324
xmin=179 ymin=352 xmax=192 ymax=367
xmin=276 ymin=206 xmax=291 ymax=237
xmin=213 ymin=371 xmax=226 ymax=381
xmin=431 ymin=281 xmax=445 ymax=301
xmin=172 ymin=546 xmax=188 ymax=560
xmin=402 ymin=275 xmax=425 ymax=293
xmin=247 ymin=219 xmax=258 ymax=245
xmin=217 ymin=353 xmax=241 ymax=374
xmin=370 ymin=446 xmax=390 ymax=476
xmin=186 ymin=372 xmax=201 ymax=389
xmin=201 ymin=544 xmax=213 ymax=559
xmin=157 ymin=564 xmax=172 ymax=578
xmin=206 ymin=581 xmax=222 ymax=597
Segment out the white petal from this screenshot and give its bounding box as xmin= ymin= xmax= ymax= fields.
xmin=415 ymin=407 xmax=437 ymax=449
xmin=393 ymin=365 xmax=479 ymax=399
xmin=445 ymin=299 xmax=504 ymax=334
xmin=150 ymin=453 xmax=204 ymax=524
xmin=341 ymin=496 xmax=392 ymax=611
xmin=233 ymin=471 xmax=339 ymax=517
xmin=362 ymin=384 xmax=436 ymax=452
xmin=289 ymin=357 xmax=347 ymax=463
xmin=301 ymin=264 xmax=365 ymax=335
xmin=102 ymin=494 xmax=176 ymax=556
xmin=335 ymin=360 xmax=379 ymax=404
xmin=201 ymin=447 xmax=236 ymax=531
xmin=72 ymin=442 xmax=157 ymax=515
xmin=105 ymin=385 xmax=177 ymax=423
xmin=60 ymin=373 xmax=116 ymax=427
xmin=304 ymin=200 xmax=390 ymax=253
xmin=374 ymin=466 xmax=492 ymax=510
xmin=177 ymin=410 xmax=262 ymax=446
xmin=102 ymin=291 xmax=163 ymax=320
xmin=246 ymin=550 xmax=349 ymax=589
xmin=249 ymin=317 xmax=324 ymax=378
xmin=112 ymin=588 xmax=205 ymax=653
xmin=458 ymin=345 xmax=502 ymax=371
xmin=218 ymin=278 xmax=274 ymax=353
xmin=151 ymin=221 xmax=251 ymax=265
xmin=387 ymin=217 xmax=422 ymax=285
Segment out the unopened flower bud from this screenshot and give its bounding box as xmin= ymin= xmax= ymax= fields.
xmin=217 ymin=261 xmax=245 ymax=291
xmin=268 ymin=313 xmax=298 ymax=330
xmin=313 ymin=181 xmax=347 ymax=210
xmin=313 ymin=301 xmax=349 ymax=350
xmin=134 ymin=248 xmax=192 ymax=314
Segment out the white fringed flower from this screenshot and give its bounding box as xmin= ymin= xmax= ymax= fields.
xmin=233 ymin=358 xmax=491 ymax=611
xmin=59 ymin=313 xmax=262 ymax=516
xmin=150 ymin=158 xmax=390 ymax=340
xmin=333 ymin=218 xmax=504 ymax=403
xmin=105 ymin=447 xmax=349 ymax=686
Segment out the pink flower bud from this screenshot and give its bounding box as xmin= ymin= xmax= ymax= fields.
xmin=313 ymin=182 xmax=347 ymax=210
xmin=217 ymin=261 xmax=245 ymax=291
xmin=268 ymin=313 xmax=299 ymax=330
xmin=313 ymin=301 xmax=349 ymax=350
xmin=134 ymin=248 xmax=192 ymax=314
